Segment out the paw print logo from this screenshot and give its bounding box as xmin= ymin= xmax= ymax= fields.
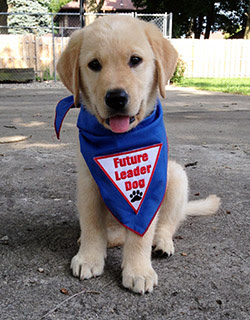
xmin=130 ymin=190 xmax=143 ymax=203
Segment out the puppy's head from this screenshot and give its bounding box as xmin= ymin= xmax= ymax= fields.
xmin=57 ymin=16 xmax=178 ymax=133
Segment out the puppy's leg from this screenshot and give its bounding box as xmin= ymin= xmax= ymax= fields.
xmin=122 ymin=218 xmax=158 ymax=294
xmin=153 ymin=160 xmax=188 ymax=256
xmin=71 ymin=151 xmax=107 ymax=280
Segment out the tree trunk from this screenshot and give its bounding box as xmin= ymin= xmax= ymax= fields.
xmin=244 ymin=0 xmax=250 ymax=39
xmin=85 ymin=0 xmax=105 ymax=25
xmin=204 ymin=2 xmax=215 ymax=39
xmin=85 ymin=0 xmax=105 ymax=13
xmin=194 ymin=16 xmax=204 ymax=39
xmin=0 ymin=0 xmax=8 ymax=34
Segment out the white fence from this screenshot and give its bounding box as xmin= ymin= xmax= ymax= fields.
xmin=172 ymin=39 xmax=250 ymax=78
xmin=1 ymin=36 xmax=250 ymax=81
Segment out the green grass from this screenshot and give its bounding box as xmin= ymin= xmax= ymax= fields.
xmin=176 ymin=78 xmax=250 ymax=95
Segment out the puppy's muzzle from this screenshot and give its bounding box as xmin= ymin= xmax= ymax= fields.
xmin=105 ymin=89 xmax=128 ymax=110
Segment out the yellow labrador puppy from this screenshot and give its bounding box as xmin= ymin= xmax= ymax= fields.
xmin=56 ymin=16 xmax=220 ymax=294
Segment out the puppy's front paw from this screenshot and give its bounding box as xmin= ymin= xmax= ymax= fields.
xmin=153 ymin=237 xmax=175 ymax=257
xmin=122 ymin=265 xmax=158 ymax=294
xmin=71 ymin=252 xmax=104 ymax=280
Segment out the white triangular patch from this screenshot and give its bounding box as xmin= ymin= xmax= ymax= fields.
xmin=94 ymin=144 xmax=162 ymax=213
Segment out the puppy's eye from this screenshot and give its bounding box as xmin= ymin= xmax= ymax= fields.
xmin=88 ymin=59 xmax=102 ymax=72
xmin=129 ymin=56 xmax=142 ymax=68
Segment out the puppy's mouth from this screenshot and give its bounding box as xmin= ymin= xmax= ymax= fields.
xmin=105 ymin=115 xmax=136 ymax=133
xmin=94 ymin=102 xmax=144 ymax=133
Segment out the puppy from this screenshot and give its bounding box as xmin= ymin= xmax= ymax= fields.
xmin=56 ymin=16 xmax=220 ymax=294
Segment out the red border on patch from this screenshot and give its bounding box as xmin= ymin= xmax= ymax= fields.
xmin=94 ymin=143 xmax=162 ymax=214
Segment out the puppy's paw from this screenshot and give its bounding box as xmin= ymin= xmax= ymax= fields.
xmin=153 ymin=237 xmax=175 ymax=257
xmin=71 ymin=252 xmax=104 ymax=280
xmin=122 ymin=265 xmax=158 ymax=294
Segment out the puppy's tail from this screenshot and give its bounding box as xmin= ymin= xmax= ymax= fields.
xmin=185 ymin=195 xmax=221 ymax=216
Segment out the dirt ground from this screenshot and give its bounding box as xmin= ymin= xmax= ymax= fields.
xmin=0 ymin=83 xmax=249 ymax=320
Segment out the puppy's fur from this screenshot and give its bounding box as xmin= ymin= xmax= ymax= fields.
xmin=57 ymin=16 xmax=220 ymax=294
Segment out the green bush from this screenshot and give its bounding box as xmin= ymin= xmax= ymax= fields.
xmin=171 ymin=58 xmax=186 ymax=84
xmin=36 ymin=68 xmax=57 ymax=81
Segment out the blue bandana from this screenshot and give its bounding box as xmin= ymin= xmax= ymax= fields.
xmin=55 ymin=96 xmax=168 ymax=236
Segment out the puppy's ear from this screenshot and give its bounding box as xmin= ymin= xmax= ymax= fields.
xmin=144 ymin=23 xmax=178 ymax=98
xmin=56 ymin=30 xmax=83 ymax=106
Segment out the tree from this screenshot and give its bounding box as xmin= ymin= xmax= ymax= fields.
xmin=244 ymin=0 xmax=250 ymax=38
xmin=217 ymin=0 xmax=249 ymax=37
xmin=7 ymin=0 xmax=51 ymax=34
xmin=132 ymin=0 xmax=249 ymax=38
xmin=84 ymin=0 xmax=105 ymax=25
xmin=85 ymin=0 xmax=105 ymax=13
xmin=49 ymin=0 xmax=71 ymax=13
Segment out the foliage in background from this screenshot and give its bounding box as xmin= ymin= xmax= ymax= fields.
xmin=7 ymin=0 xmax=51 ymax=34
xmin=4 ymin=0 xmax=249 ymax=38
xmin=132 ymin=0 xmax=249 ymax=39
xmin=170 ymin=58 xmax=186 ymax=84
xmin=49 ymin=0 xmax=71 ymax=13
xmin=176 ymin=78 xmax=250 ymax=95
xmin=48 ymin=0 xmax=105 ymax=13
xmin=36 ymin=67 xmax=58 ymax=81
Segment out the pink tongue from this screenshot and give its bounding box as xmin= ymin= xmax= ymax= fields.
xmin=109 ymin=116 xmax=130 ymax=133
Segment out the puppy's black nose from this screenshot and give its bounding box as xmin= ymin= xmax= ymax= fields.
xmin=105 ymin=89 xmax=128 ymax=110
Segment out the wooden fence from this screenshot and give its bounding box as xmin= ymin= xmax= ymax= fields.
xmin=172 ymin=39 xmax=250 ymax=78
xmin=0 ymin=34 xmax=67 ymax=79
xmin=0 ymin=35 xmax=250 ymax=79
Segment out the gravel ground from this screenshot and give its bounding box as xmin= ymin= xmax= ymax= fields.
xmin=0 ymin=81 xmax=65 ymax=90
